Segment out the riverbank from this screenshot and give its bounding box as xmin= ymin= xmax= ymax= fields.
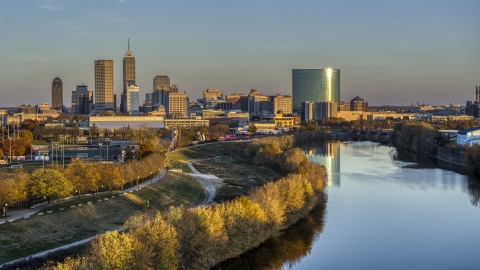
xmin=45 ymin=138 xmax=328 ymax=270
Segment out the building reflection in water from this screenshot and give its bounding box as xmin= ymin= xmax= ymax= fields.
xmin=305 ymin=140 xmax=341 ymax=187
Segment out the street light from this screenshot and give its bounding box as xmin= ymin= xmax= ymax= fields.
xmin=105 ymin=138 xmax=110 ymax=162
xmin=40 ymin=150 xmax=49 ymax=171
xmin=75 ymin=190 xmax=78 ymax=206
xmin=98 ymin=143 xmax=103 ymax=162
xmin=137 ymin=176 xmax=140 ymax=190
xmin=151 ymin=171 xmax=153 ymax=184
xmin=4 ymin=203 xmax=7 ymax=223
xmin=101 ymin=185 xmax=104 ymax=201
xmin=59 ymin=135 xmax=65 ymax=168
xmin=9 ymin=136 xmax=12 ymax=165
xmin=43 ymin=196 xmax=46 ymax=214
xmin=51 ymin=140 xmax=58 ymax=166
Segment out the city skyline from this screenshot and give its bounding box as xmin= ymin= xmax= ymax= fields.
xmin=0 ymin=0 xmax=479 ymax=107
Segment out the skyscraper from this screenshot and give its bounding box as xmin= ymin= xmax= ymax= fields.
xmin=292 ymin=68 xmax=340 ymax=112
xmin=122 ymin=39 xmax=135 ymax=113
xmin=71 ymin=84 xmax=93 ymax=115
xmin=153 ymin=75 xmax=170 ymax=91
xmin=126 ymin=85 xmax=140 ymax=113
xmin=51 ymin=77 xmax=63 ymax=110
xmin=94 ymin=60 xmax=114 ymax=113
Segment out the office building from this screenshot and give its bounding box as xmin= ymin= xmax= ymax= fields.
xmin=303 ymin=101 xmax=338 ymax=121
xmin=71 ymin=84 xmax=93 ymax=115
xmin=248 ymin=89 xmax=269 ymax=114
xmin=126 ymin=85 xmax=140 ymax=114
xmin=203 ymin=89 xmax=224 ymax=109
xmin=51 ymin=77 xmax=63 ymax=110
xmin=350 ymin=96 xmax=368 ymax=112
xmin=165 ymin=92 xmax=187 ymax=118
xmin=292 ymin=68 xmax=340 ymax=112
xmin=153 ymin=75 xmax=170 ymax=91
xmin=94 ymin=60 xmax=114 ymax=113
xmin=226 ymin=93 xmax=246 ymax=110
xmin=272 ymin=94 xmax=293 ymax=115
xmin=39 ymin=103 xmax=50 ymax=112
xmin=122 ymin=39 xmax=135 ymax=113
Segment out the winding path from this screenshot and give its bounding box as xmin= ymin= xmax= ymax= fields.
xmin=186 ymin=157 xmax=220 ymax=205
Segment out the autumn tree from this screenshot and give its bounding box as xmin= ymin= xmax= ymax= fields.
xmin=247 ymin=123 xmax=257 ymax=134
xmin=8 ymin=171 xmax=30 ymax=209
xmin=64 ymin=159 xmax=90 ymax=198
xmin=136 ymin=143 xmax=154 ymax=160
xmin=90 ymin=231 xmax=135 ymax=270
xmin=30 ymin=168 xmax=72 ymax=204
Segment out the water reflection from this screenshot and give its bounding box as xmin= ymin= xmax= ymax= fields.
xmin=304 ymin=140 xmax=341 ymax=187
xmin=217 ymin=141 xmax=480 ymax=270
xmin=212 ymin=200 xmax=326 ymax=270
xmin=393 ymin=147 xmax=480 ymax=207
xmin=468 ymin=178 xmax=480 ymax=206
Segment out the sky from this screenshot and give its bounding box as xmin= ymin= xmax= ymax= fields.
xmin=0 ymin=0 xmax=479 ymax=107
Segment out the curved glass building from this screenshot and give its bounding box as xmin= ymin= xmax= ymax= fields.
xmin=292 ymin=68 xmax=340 ymax=112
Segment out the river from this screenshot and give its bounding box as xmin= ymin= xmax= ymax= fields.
xmin=215 ymin=141 xmax=480 ymax=270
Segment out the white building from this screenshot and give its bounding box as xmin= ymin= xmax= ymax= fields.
xmin=456 ymin=126 xmax=480 ymax=145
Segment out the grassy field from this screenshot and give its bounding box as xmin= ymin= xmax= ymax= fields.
xmin=168 ymin=142 xmax=283 ymax=200
xmin=0 ymin=172 xmax=205 ymax=264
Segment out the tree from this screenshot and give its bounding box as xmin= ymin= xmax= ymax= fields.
xmin=136 ymin=143 xmax=154 ymax=160
xmin=8 ymin=171 xmax=30 ymax=209
xmin=64 ymin=159 xmax=90 ymax=198
xmin=72 ymin=122 xmax=80 ymax=137
xmin=89 ymin=124 xmax=98 ymax=139
xmin=90 ymin=231 xmax=135 ymax=270
xmin=248 ymin=124 xmax=257 ymax=134
xmin=20 ymin=130 xmax=34 ymax=142
xmin=124 ymin=145 xmax=134 ymax=162
xmin=30 ymin=168 xmax=72 ymax=204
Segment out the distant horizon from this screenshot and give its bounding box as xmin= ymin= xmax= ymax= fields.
xmin=0 ymin=0 xmax=478 ymax=107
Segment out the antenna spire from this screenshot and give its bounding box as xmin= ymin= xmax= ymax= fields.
xmin=128 ymin=39 xmax=130 ymax=50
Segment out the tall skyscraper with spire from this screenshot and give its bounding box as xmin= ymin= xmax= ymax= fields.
xmin=122 ymin=39 xmax=136 ymax=113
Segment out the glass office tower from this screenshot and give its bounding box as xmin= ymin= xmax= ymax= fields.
xmin=292 ymin=68 xmax=340 ymax=112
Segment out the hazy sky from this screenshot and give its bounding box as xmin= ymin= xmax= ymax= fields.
xmin=0 ymin=0 xmax=479 ymax=107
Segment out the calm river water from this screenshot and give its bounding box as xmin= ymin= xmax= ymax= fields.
xmin=215 ymin=141 xmax=480 ymax=270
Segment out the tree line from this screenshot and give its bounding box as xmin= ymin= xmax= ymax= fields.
xmin=42 ymin=138 xmax=327 ymax=270
xmin=0 ymin=153 xmax=165 ymax=209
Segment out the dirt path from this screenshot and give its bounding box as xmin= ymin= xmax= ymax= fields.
xmin=186 ymin=157 xmax=221 ymax=205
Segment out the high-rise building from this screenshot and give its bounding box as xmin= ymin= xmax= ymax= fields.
xmin=94 ymin=60 xmax=114 ymax=113
xmin=292 ymin=68 xmax=340 ymax=112
xmin=302 ymin=101 xmax=338 ymax=121
xmin=51 ymin=77 xmax=63 ymax=110
xmin=165 ymin=92 xmax=187 ymax=118
xmin=126 ymin=85 xmax=140 ymax=113
xmin=122 ymin=39 xmax=135 ymax=113
xmin=153 ymin=75 xmax=170 ymax=91
xmin=272 ymin=94 xmax=293 ymax=115
xmin=71 ymin=84 xmax=93 ymax=115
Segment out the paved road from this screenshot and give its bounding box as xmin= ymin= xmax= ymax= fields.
xmin=0 ymin=168 xmax=168 ymax=224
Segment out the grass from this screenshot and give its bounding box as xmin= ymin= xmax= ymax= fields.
xmin=0 ymin=172 xmax=205 ymax=265
xmin=167 ymin=142 xmax=251 ymax=172
xmin=168 ymin=142 xmax=283 ymax=200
